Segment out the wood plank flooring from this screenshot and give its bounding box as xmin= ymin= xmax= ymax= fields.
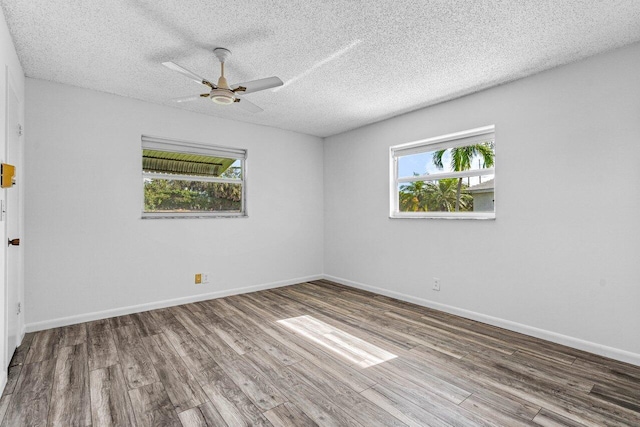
xmin=2 ymin=280 xmax=639 ymax=426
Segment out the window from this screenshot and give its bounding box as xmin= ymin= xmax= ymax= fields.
xmin=142 ymin=135 xmax=247 ymax=218
xmin=390 ymin=125 xmax=495 ymax=219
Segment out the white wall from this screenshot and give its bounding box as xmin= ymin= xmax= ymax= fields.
xmin=324 ymin=43 xmax=640 ymax=363
xmin=1 ymin=7 xmax=25 ymax=386
xmin=24 ymin=79 xmax=324 ymax=328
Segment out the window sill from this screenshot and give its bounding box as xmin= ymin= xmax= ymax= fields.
xmin=142 ymin=212 xmax=248 ymax=219
xmin=390 ymin=212 xmax=495 ymax=220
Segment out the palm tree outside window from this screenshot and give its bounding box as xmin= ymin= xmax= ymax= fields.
xmin=390 ymin=126 xmax=495 ymax=219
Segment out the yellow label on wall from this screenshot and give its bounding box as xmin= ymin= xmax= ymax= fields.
xmin=1 ymin=163 xmax=15 ymax=188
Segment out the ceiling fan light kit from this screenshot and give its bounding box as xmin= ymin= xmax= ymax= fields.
xmin=210 ymin=88 xmax=235 ymax=105
xmin=162 ymin=47 xmax=283 ymax=113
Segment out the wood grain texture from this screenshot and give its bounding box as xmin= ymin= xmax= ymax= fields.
xmin=267 ymin=366 xmax=364 ymax=427
xmin=5 ymin=280 xmax=640 ymax=426
xmin=361 ymin=385 xmax=450 ymax=427
xmin=164 ymin=334 xmax=218 ymax=385
xmin=0 ymin=395 xmax=12 ymax=426
xmin=48 ymin=343 xmax=91 ymax=426
xmin=128 ymin=382 xmax=181 ymax=427
xmin=459 ymin=394 xmax=535 ymax=427
xmin=264 ymin=402 xmax=318 ymax=427
xmin=9 ymin=332 xmax=35 ymax=367
xmin=112 ymin=325 xmax=159 ymax=389
xmin=202 ymin=312 xmax=258 ymax=355
xmin=2 ymin=364 xmax=21 ymax=397
xmin=170 ymin=306 xmax=210 ymax=338
xmin=130 ymin=311 xmax=162 ymax=338
xmin=109 ymin=314 xmax=134 ymax=329
xmin=285 ymin=360 xmax=408 ymax=427
xmin=198 ymin=364 xmax=273 ymax=426
xmin=87 ymin=319 xmax=119 ymax=371
xmin=90 ymin=364 xmax=138 ymax=427
xmin=58 ymin=323 xmax=88 ymax=347
xmin=217 ymin=356 xmax=286 ymax=411
xmin=196 ymin=331 xmax=239 ymax=362
xmin=532 ymin=407 xmax=587 ymax=427
xmin=142 ymin=333 xmax=208 ymax=412
xmin=24 ymin=327 xmax=60 ymax=364
xmin=1 ymin=359 xmax=56 ymax=427
xmin=177 ymin=401 xmax=229 ymax=427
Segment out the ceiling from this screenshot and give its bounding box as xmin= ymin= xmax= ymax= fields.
xmin=2 ymin=1 xmax=640 ymax=138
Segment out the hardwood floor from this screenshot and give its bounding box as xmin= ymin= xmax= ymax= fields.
xmin=2 ymin=280 xmax=639 ymax=426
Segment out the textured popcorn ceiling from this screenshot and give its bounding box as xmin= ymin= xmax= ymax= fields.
xmin=2 ymin=1 xmax=640 ymax=137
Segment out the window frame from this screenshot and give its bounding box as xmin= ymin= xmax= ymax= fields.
xmin=141 ymin=135 xmax=248 ymax=219
xmin=389 ymin=125 xmax=495 ymax=220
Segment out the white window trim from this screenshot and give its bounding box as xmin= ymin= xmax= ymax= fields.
xmin=142 ymin=172 xmax=243 ymax=185
xmin=141 ymin=135 xmax=248 ymax=219
xmin=389 ymin=125 xmax=495 ymax=220
xmin=397 ymin=167 xmax=495 ymax=183
xmin=142 ymin=135 xmax=247 ymax=159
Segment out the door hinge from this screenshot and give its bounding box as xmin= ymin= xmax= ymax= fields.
xmin=17 ymin=124 xmax=23 ymax=137
xmin=17 ymin=302 xmax=21 ymax=315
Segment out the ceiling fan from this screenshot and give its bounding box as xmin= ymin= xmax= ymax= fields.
xmin=162 ymin=47 xmax=283 ymax=113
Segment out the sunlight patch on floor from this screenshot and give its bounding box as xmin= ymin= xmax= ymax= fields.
xmin=277 ymin=315 xmax=397 ymax=368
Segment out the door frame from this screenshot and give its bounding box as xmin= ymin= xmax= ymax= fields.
xmin=4 ymin=68 xmax=24 ymax=368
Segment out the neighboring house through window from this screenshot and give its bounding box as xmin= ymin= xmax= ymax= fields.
xmin=467 ymin=179 xmax=495 ymax=212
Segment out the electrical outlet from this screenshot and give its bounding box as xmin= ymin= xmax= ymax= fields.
xmin=202 ymin=273 xmax=210 ymax=284
xmin=433 ymin=277 xmax=441 ymax=291
xmin=195 ymin=273 xmax=202 ymax=284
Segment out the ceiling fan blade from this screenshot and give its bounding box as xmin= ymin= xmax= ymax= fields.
xmin=232 ymin=76 xmax=283 ymax=94
xmin=162 ymin=62 xmax=215 ymax=87
xmin=171 ymin=94 xmax=204 ymax=103
xmin=235 ymin=97 xmax=263 ymax=113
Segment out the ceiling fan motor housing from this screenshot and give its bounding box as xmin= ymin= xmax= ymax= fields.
xmin=210 ymin=88 xmax=236 ymax=105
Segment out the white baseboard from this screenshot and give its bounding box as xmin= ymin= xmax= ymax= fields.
xmin=25 ymin=274 xmax=322 ymax=332
xmin=323 ymin=274 xmax=640 ymax=367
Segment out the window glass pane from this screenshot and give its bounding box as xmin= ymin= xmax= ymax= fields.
xmin=466 ymin=174 xmax=495 ymax=212
xmin=144 ymin=178 xmax=242 ymax=213
xmin=142 ymin=149 xmax=239 ymax=178
xmin=398 ymin=174 xmax=494 ymax=213
xmin=223 ymin=159 xmax=243 ymax=179
xmin=397 ymin=140 xmax=495 ymax=178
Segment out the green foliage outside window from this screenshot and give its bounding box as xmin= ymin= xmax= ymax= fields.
xmin=399 ymin=178 xmax=473 ymax=212
xmin=144 ymin=167 xmax=242 ymax=212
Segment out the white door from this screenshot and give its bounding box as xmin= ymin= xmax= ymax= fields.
xmin=5 ymin=78 xmax=21 ymax=365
